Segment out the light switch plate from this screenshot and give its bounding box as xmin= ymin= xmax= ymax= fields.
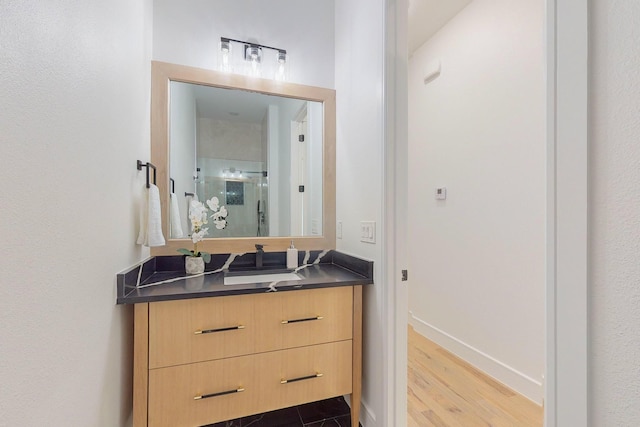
xmin=435 ymin=187 xmax=447 ymax=200
xmin=360 ymin=221 xmax=376 ymax=244
xmin=337 ymin=221 xmax=343 ymax=239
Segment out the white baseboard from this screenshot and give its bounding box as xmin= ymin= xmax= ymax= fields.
xmin=344 ymin=395 xmax=376 ymax=427
xmin=409 ymin=311 xmax=543 ymax=405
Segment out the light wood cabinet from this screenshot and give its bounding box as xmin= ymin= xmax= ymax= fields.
xmin=134 ymin=285 xmax=363 ymax=427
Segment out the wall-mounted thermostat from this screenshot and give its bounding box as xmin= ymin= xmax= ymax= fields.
xmin=435 ymin=187 xmax=447 ymax=200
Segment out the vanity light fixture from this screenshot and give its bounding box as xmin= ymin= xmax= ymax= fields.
xmin=219 ymin=37 xmax=287 ymax=80
xmin=221 ymin=167 xmax=268 ymax=179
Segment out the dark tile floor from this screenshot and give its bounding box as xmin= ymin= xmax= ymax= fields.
xmin=205 ymin=396 xmax=362 ymax=427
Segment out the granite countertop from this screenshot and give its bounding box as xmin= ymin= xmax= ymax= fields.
xmin=116 ymin=250 xmax=373 ymax=304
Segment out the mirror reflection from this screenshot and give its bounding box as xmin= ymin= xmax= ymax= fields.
xmin=169 ymin=82 xmax=324 ymax=239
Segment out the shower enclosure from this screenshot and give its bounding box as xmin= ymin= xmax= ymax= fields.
xmin=196 ymin=158 xmax=269 ymax=237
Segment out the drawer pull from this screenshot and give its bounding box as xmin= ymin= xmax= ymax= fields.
xmin=281 ymin=316 xmax=323 ymax=324
xmin=280 ymin=373 xmax=323 ymax=384
xmin=194 ymin=325 xmax=245 ymax=335
xmin=194 ymin=387 xmax=245 ymax=400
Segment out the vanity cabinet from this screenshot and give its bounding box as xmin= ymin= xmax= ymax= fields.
xmin=133 ymin=285 xmax=363 ymax=427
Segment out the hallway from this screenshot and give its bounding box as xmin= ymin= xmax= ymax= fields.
xmin=407 ymin=327 xmax=542 ymax=426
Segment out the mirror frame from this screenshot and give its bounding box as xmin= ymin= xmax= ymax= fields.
xmin=150 ymin=61 xmax=336 ymax=255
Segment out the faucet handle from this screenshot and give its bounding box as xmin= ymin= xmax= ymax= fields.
xmin=255 ymin=244 xmax=264 ymax=251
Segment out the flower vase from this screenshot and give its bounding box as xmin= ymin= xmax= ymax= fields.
xmin=185 ymin=274 xmax=205 ymax=290
xmin=185 ymin=256 xmax=205 ymax=275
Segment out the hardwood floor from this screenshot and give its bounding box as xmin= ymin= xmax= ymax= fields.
xmin=407 ymin=326 xmax=543 ymax=427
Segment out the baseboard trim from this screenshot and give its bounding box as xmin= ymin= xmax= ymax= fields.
xmin=409 ymin=311 xmax=543 ymax=405
xmin=344 ymin=395 xmax=376 ymax=427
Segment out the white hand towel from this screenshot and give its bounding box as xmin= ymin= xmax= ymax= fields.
xmin=136 ymin=188 xmax=148 ymax=245
xmin=170 ymin=192 xmax=184 ymax=238
xmin=147 ymin=184 xmax=166 ymax=246
xmin=136 ymin=184 xmax=166 ymax=247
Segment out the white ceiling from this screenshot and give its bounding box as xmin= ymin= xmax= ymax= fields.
xmin=408 ymin=0 xmax=473 ymax=54
xmin=184 ymin=82 xmax=305 ymax=123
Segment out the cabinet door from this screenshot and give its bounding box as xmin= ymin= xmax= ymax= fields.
xmin=149 ymin=294 xmax=257 ymax=368
xmin=255 ymin=286 xmax=353 ymax=352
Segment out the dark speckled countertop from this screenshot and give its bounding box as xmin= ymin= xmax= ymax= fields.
xmin=116 ymin=250 xmax=373 ymax=304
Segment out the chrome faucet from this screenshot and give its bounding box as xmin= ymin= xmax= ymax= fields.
xmin=255 ymin=244 xmax=264 ymax=269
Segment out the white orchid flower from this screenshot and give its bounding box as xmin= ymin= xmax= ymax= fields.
xmin=211 ymin=211 xmax=224 ymax=220
xmin=191 ymin=227 xmax=209 ymax=243
xmin=189 ymin=200 xmax=202 ymax=212
xmin=179 ymin=196 xmax=230 ymax=258
xmin=206 ymin=197 xmax=220 ymax=211
xmin=189 ymin=200 xmax=210 ymax=230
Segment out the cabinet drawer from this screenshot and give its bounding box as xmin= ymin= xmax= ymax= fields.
xmin=148 ymin=354 xmax=256 ymax=427
xmin=149 ymin=295 xmax=257 ymax=368
xmin=256 ymin=286 xmax=353 ymax=352
xmin=148 ymin=340 xmax=352 ymax=427
xmin=257 ymin=339 xmax=353 ymax=411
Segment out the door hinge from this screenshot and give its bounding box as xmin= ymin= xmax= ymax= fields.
xmin=401 ymin=270 xmax=408 ymax=281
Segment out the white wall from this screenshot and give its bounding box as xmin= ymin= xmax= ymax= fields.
xmin=407 ymin=0 xmax=545 ymax=403
xmin=590 ymin=0 xmax=640 ymax=424
xmin=152 ymin=0 xmax=335 ymax=89
xmin=335 ymin=0 xmax=385 ymax=425
xmin=0 ymin=0 xmax=152 ymax=425
xmin=198 ymin=119 xmax=262 ymax=162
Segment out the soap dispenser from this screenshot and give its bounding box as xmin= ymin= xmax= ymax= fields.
xmin=287 ymin=240 xmax=298 ymax=269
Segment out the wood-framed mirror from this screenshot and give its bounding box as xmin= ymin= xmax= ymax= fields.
xmin=150 ymin=61 xmax=336 ymax=255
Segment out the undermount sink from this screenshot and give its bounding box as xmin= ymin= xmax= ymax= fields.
xmin=223 ymin=270 xmax=301 ymax=286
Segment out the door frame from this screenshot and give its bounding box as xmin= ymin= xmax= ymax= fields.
xmin=382 ymin=0 xmax=588 ymax=426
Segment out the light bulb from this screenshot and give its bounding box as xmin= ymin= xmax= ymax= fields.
xmin=219 ymin=39 xmax=232 ymax=72
xmin=275 ymin=51 xmax=287 ymax=81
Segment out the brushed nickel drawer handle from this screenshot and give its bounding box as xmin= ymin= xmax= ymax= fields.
xmin=281 ymin=316 xmax=323 ymax=324
xmin=194 ymin=325 xmax=245 ymax=335
xmin=280 ymin=373 xmax=323 ymax=384
xmin=194 ymin=387 xmax=245 ymax=400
